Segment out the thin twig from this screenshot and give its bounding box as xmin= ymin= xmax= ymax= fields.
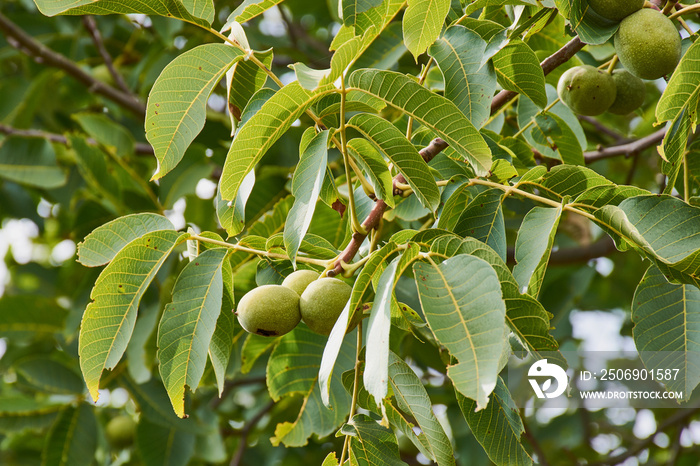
xmin=584 ymin=128 xmax=666 ymax=163
xmin=578 ymin=115 xmax=630 ymax=143
xmin=81 ymin=15 xmax=133 ymax=96
xmin=522 ymin=417 xmax=550 ymax=466
xmin=229 ymin=401 xmax=275 ymax=466
xmin=0 ymin=123 xmax=154 ymax=155
xmin=0 ymin=12 xmax=145 ymax=117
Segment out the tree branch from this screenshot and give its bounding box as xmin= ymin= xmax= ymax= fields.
xmin=81 ymin=15 xmax=133 ymax=96
xmin=507 ymin=235 xmax=617 ymax=266
xmin=584 ymin=128 xmax=666 ymax=163
xmin=490 ymin=36 xmax=584 ymax=114
xmin=0 ymin=12 xmax=145 ymax=118
xmin=0 ymin=123 xmax=154 ymax=155
xmin=229 ymin=400 xmax=275 ymax=466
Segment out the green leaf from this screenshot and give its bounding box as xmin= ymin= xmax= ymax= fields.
xmin=147 ymin=44 xmax=244 ymax=180
xmin=0 ymin=397 xmax=63 ymax=432
xmin=42 ymin=404 xmax=97 ymax=466
xmin=72 ymin=112 xmax=135 ymax=158
xmin=284 ymin=130 xmax=330 ymax=266
xmin=342 ymin=414 xmax=407 ymax=465
xmin=414 ymin=254 xmax=506 ymax=409
xmin=347 ymin=138 xmax=394 ymax=207
xmin=595 ymin=195 xmax=700 ymax=288
xmin=220 ymin=83 xmax=334 ymax=200
xmin=513 ymin=206 xmax=562 ymax=298
xmin=268 ymin=326 xmax=355 ymax=447
xmin=347 ymin=113 xmax=440 ymax=210
xmin=0 ymin=136 xmax=66 ymax=188
xmin=428 ymin=235 xmax=559 ymax=357
xmin=79 ymin=230 xmax=187 ymax=401
xmin=343 ymin=0 xmax=384 ymax=27
xmin=136 ymin=418 xmax=195 ymax=466
xmin=241 ymin=333 xmax=280 ymax=374
xmin=319 ymin=242 xmax=400 ymax=406
xmin=429 ymin=26 xmax=498 ymax=129
xmin=530 ymin=113 xmax=584 ymax=165
xmin=33 ymin=0 xmax=212 ymax=26
xmin=553 ymin=0 xmax=618 ymax=45
xmin=661 ymin=102 xmax=696 ymax=193
xmin=351 ymin=22 xmax=407 ymax=71
xmin=492 ymin=40 xmax=547 ymax=109
xmin=457 ymin=377 xmax=532 ymax=466
xmin=348 ymin=69 xmax=492 ymax=175
xmin=248 ymin=195 xmax=294 ymax=238
xmin=121 ymin=377 xmax=199 ymax=430
xmin=77 ymin=213 xmax=175 ymax=267
xmin=0 ymin=296 xmax=68 ymax=335
xmin=657 ymin=39 xmax=700 ymax=123
xmin=352 ymin=0 xmax=405 ymax=36
xmin=14 ymin=357 xmax=84 ymax=394
xmin=437 ymin=179 xmax=472 ymax=231
xmin=633 ymin=266 xmax=700 ymax=399
xmin=157 ymin=248 xmax=227 ymax=417
xmin=363 ymin=258 xmax=399 ymax=405
xmin=388 ymin=353 xmax=455 ymax=466
xmin=222 ymin=0 xmax=284 ymax=27
xmin=403 ymin=0 xmax=451 ymax=60
xmin=453 ymin=188 xmax=506 ymax=261
xmin=227 ymin=49 xmax=274 ymax=121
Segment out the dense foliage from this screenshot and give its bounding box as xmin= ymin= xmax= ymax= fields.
xmin=1 ymin=0 xmax=700 ymax=465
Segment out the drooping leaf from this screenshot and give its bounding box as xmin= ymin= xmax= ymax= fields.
xmin=147 ymin=44 xmax=244 ymax=180
xmin=157 ymin=248 xmax=227 ymax=417
xmin=216 ymin=170 xmax=256 ymax=237
xmin=657 ymin=33 xmax=700 ymax=124
xmin=227 ymin=49 xmax=274 ymax=121
xmin=348 ymin=69 xmax=492 ymax=175
xmin=632 ymin=266 xmax=700 ymax=399
xmin=429 ymin=26 xmax=498 ymax=129
xmin=284 ymin=130 xmax=330 ymax=266
xmin=347 ymin=138 xmax=394 ymax=207
xmin=33 ymin=0 xmax=212 ymax=27
xmin=0 ymin=136 xmax=66 ymax=189
xmin=414 ymin=254 xmax=506 ymax=409
xmin=219 ymin=83 xmax=335 ymax=201
xmin=388 ymin=352 xmax=455 ymax=466
xmin=363 ymin=258 xmax=398 ymax=405
xmin=77 ymin=213 xmax=174 ymax=267
xmin=453 ymin=188 xmax=506 ymax=261
xmin=319 ymin=242 xmax=400 ymax=406
xmin=341 ymin=414 xmax=407 ymax=465
xmin=347 ymin=113 xmax=440 ymax=210
xmin=457 ymin=377 xmax=532 ymax=466
xmin=79 ymin=230 xmax=188 ymax=401
xmin=403 ymin=0 xmax=451 ymax=60
xmin=42 ymin=404 xmax=97 ymax=466
xmin=513 ymin=206 xmax=562 ymax=298
xmin=343 ymin=0 xmax=384 ymax=28
xmin=222 ymin=0 xmax=285 ymax=28
xmin=594 ymin=195 xmax=700 ymax=288
xmin=492 ymin=40 xmax=547 ymax=109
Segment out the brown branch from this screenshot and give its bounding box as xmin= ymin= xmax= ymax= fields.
xmin=0 ymin=123 xmax=154 ymax=155
xmin=507 ymin=235 xmax=617 ymax=266
xmin=229 ymin=400 xmax=275 ymax=466
xmin=490 ymin=36 xmax=584 ymax=114
xmin=0 ymin=12 xmax=145 ymax=118
xmin=584 ymin=128 xmax=666 ymax=163
xmin=578 ymin=115 xmax=630 ymax=144
xmin=81 ymin=15 xmax=133 ymax=96
xmin=591 ymin=404 xmax=700 ymax=466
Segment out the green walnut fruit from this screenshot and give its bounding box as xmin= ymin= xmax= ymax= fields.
xmin=236 ymin=285 xmax=301 ymax=337
xmin=105 ymin=416 xmax=136 ymax=449
xmin=607 ymin=70 xmax=646 ymax=115
xmin=557 ymin=65 xmax=617 ymax=116
xmin=282 ymin=270 xmax=320 ymax=296
xmin=614 ymin=9 xmax=681 ymax=80
xmin=300 ymin=277 xmax=352 ymax=335
xmin=587 ymin=0 xmax=643 ymax=22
